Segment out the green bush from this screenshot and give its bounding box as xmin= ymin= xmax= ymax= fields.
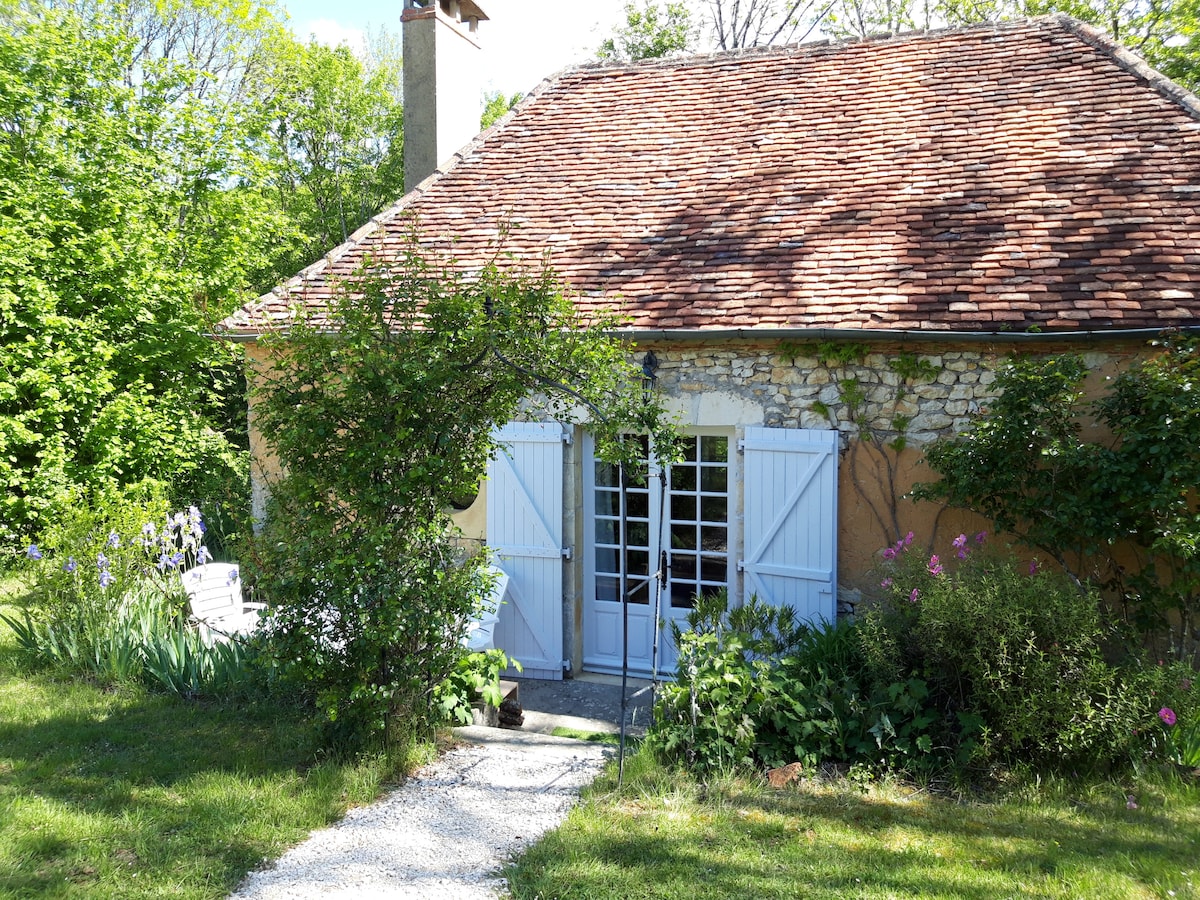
xmin=4 ymin=581 xmax=262 ymax=699
xmin=649 ymin=592 xmax=942 ymax=775
xmin=250 ymin=515 xmax=493 ymax=749
xmin=247 ymin=232 xmax=678 ymax=752
xmin=915 ymin=340 xmax=1200 ymax=662
xmin=648 ymin=532 xmax=1199 ymax=779
xmin=866 ymin=533 xmax=1199 ymax=773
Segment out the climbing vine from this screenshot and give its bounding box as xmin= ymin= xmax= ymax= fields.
xmin=778 ymin=341 xmax=941 ymax=545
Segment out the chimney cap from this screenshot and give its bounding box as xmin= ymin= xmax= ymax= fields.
xmin=404 ymin=0 xmax=489 ymax=22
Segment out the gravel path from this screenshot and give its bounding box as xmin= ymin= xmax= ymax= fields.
xmin=229 ymin=727 xmax=612 ymax=900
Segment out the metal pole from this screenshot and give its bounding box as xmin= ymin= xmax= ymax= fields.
xmin=617 ymin=456 xmax=629 ymax=787
xmin=649 ymin=464 xmax=667 ymax=693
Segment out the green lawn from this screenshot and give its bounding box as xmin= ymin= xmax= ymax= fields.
xmin=0 ymin=587 xmax=400 ymax=899
xmin=5 ymin=573 xmax=1198 ymax=900
xmin=507 ymin=749 xmax=1200 ymax=900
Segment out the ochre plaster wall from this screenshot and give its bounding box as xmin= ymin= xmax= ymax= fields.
xmin=242 ymin=337 xmax=1147 ymax=603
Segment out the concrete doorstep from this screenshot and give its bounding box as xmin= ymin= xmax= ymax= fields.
xmin=465 ymin=674 xmax=656 ymax=741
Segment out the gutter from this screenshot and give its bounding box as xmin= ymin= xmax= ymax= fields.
xmin=213 ymin=325 xmax=1200 ymax=345
xmin=610 ymin=326 xmax=1200 ymax=345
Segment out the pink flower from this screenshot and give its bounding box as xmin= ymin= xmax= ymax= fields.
xmin=1028 ymin=560 xmax=1039 ymax=575
xmin=956 ymin=549 xmax=968 ymax=560
xmin=883 ymin=547 xmax=897 ymax=561
xmin=1159 ymin=707 xmax=1177 ymax=727
xmin=904 ymin=531 xmax=914 ymax=546
xmin=975 ymin=531 xmax=987 ymax=544
xmin=1126 ymin=795 xmax=1139 ymax=810
xmin=881 ymin=578 xmax=893 ymax=589
xmin=952 ymin=533 xmax=967 ymax=550
xmin=928 ymin=555 xmax=943 ymax=576
xmin=909 ymin=588 xmax=920 ymax=603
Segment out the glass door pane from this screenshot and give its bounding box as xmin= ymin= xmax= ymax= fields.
xmin=665 ymin=434 xmax=730 ymax=609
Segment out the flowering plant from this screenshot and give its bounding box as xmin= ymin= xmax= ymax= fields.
xmin=873 ymin=531 xmax=981 ymax=607
xmin=861 ymin=528 xmax=1151 ymax=770
xmin=19 ymin=486 xmax=224 ymax=630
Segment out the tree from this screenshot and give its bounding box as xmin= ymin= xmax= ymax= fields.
xmin=701 ymin=0 xmax=832 ymax=48
xmin=821 ymin=0 xmax=931 ymax=37
xmin=0 ymin=0 xmax=412 ymax=550
xmin=481 ymin=90 xmax=522 ymax=128
xmin=598 ymin=1 xmax=698 ymax=60
xmin=819 ymin=0 xmax=1200 ymax=89
xmin=248 ymin=223 xmax=678 ymax=747
xmin=0 ymin=2 xmax=254 ymax=547
xmin=257 ymin=35 xmax=406 ymax=279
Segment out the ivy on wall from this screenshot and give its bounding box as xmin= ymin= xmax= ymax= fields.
xmin=778 ymin=341 xmax=941 ymax=544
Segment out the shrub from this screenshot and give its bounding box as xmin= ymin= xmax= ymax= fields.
xmin=649 ymin=592 xmax=942 ymax=775
xmin=915 ymin=340 xmax=1200 ymax=662
xmin=650 ymin=597 xmax=774 ymax=771
xmin=866 ymin=533 xmax=1199 ymax=773
xmin=248 ymin=230 xmax=678 ymax=751
xmin=250 ymin=517 xmax=493 ymax=749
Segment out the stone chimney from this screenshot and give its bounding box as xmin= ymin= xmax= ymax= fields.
xmin=402 ymin=0 xmax=488 ymax=193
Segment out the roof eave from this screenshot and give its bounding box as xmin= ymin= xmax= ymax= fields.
xmin=612 ymin=325 xmax=1200 ymax=344
xmin=213 ymin=324 xmax=1200 ymax=345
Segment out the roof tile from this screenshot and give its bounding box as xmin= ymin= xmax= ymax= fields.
xmin=223 ymin=15 xmax=1200 ymax=337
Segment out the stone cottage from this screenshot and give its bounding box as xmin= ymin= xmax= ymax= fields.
xmin=222 ymin=7 xmax=1200 ymax=680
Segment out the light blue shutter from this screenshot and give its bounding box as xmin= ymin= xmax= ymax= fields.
xmin=740 ymin=427 xmax=838 ymax=625
xmin=486 ymin=422 xmax=566 ymax=680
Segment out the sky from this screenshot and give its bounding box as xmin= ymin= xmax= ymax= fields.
xmin=279 ymin=0 xmax=631 ymax=96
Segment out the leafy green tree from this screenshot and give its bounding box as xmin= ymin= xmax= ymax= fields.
xmin=598 ymin=1 xmax=698 ymax=60
xmin=481 ymin=89 xmax=522 ymax=128
xmin=0 ymin=3 xmax=254 ymax=547
xmin=598 ymin=0 xmax=833 ymax=56
xmin=0 ymin=0 xmax=412 ymax=550
xmin=257 ymin=34 xmax=406 ymax=278
xmin=248 ymin=224 xmax=678 ymax=748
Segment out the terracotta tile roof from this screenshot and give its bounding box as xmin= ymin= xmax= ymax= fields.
xmin=222 ymin=15 xmax=1200 ymax=338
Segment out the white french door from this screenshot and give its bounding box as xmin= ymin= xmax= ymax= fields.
xmin=582 ymin=433 xmax=734 ymax=676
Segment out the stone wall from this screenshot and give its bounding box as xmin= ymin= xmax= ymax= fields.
xmin=645 ymin=341 xmax=1134 ymax=448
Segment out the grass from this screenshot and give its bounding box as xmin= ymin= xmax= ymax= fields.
xmin=550 ymin=727 xmax=621 ymax=746
xmin=0 ymin=579 xmax=406 ymax=899
xmin=5 ymin=569 xmax=1199 ymax=899
xmin=506 ymin=749 xmax=1200 ymax=900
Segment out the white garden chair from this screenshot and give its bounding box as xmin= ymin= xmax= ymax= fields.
xmin=180 ymin=563 xmax=266 ymax=643
xmin=464 ymin=565 xmax=509 ymax=652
